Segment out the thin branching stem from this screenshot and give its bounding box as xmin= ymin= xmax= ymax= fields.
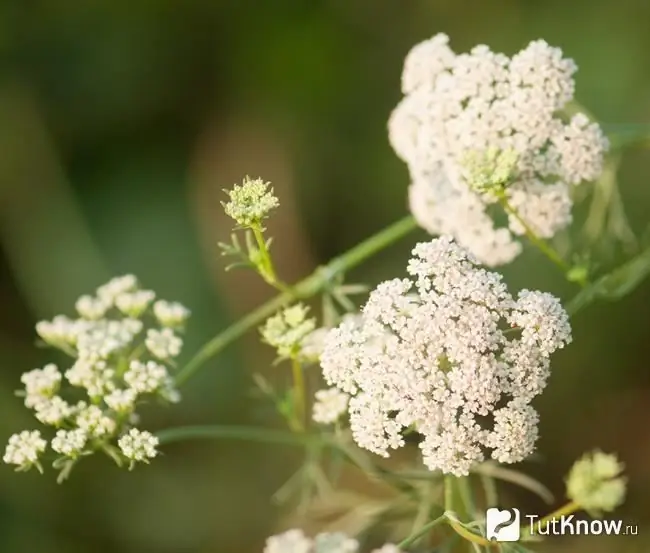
xmin=497 ymin=192 xmax=588 ymax=287
xmin=175 ymin=215 xmax=418 ymax=385
xmin=398 ymin=513 xmax=447 ymax=549
xmin=291 ymin=356 xmax=306 ymax=431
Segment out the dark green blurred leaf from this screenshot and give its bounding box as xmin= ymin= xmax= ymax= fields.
xmin=566 ymin=246 xmax=650 ymax=315
xmin=603 ymin=124 xmax=650 ymax=149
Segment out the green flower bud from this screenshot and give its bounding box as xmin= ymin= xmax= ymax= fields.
xmin=260 ymin=303 xmax=316 ymax=359
xmin=222 ymin=176 xmax=279 ymax=227
xmin=461 ymin=147 xmax=519 ymax=194
xmin=566 ymin=450 xmax=627 ymax=516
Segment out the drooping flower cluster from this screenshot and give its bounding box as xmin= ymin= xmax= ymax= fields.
xmin=320 ymin=237 xmax=571 ymax=476
xmin=263 ymin=529 xmax=401 ymax=553
xmin=388 ymin=34 xmax=608 ymax=266
xmin=3 ymin=275 xmax=190 ymax=478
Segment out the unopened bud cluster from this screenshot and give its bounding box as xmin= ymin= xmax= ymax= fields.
xmin=566 ymin=450 xmax=627 ymax=516
xmin=223 ymin=176 xmax=279 ymax=227
xmin=261 ymin=303 xmax=316 ymax=359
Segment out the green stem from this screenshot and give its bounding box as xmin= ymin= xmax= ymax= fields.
xmin=291 ymin=356 xmax=306 ymax=431
xmin=410 ymin=477 xmax=436 ymax=537
xmin=497 ymin=193 xmax=588 ymax=287
xmin=444 ymin=474 xmax=455 ymax=511
xmin=457 ymin=475 xmax=478 ymax=520
xmin=522 ymin=500 xmax=581 ymax=540
xmin=156 ymin=423 xmax=416 ymax=495
xmin=398 ymin=513 xmax=447 ymax=549
xmin=252 ymin=224 xmax=282 ymax=288
xmin=175 ymin=215 xmax=418 ymax=385
xmin=605 ymin=124 xmax=650 ymax=150
xmin=156 ymin=425 xmax=320 ymax=447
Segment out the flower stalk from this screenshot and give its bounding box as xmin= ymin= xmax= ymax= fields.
xmin=175 ymin=215 xmax=418 ymax=385
xmin=291 ymin=357 xmax=306 ymax=431
xmin=496 ymin=191 xmax=589 ymax=287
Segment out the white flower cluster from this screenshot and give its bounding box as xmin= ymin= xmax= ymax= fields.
xmin=388 ymin=34 xmax=608 ymax=266
xmin=263 ymin=529 xmax=401 ymax=553
xmin=320 ymin=237 xmax=571 ymax=476
xmin=312 ymin=388 xmax=350 ymax=425
xmin=4 ymin=275 xmax=190 ymax=476
xmin=118 ymin=428 xmax=160 ymax=465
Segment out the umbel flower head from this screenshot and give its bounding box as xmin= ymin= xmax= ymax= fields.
xmin=320 ymin=236 xmax=572 ymax=476
xmin=3 ymin=275 xmax=190 ymax=480
xmin=566 ymin=450 xmax=627 ymax=516
xmin=223 ymin=176 xmax=279 ymax=227
xmin=263 ymin=529 xmax=401 ymax=553
xmin=388 ymin=34 xmax=608 ymax=266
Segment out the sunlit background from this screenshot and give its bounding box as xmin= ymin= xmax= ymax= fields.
xmin=1 ymin=1 xmax=649 ymax=552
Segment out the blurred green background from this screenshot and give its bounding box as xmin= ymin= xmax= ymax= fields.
xmin=1 ymin=1 xmax=649 ymax=552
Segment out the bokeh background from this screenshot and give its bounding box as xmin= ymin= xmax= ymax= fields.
xmin=1 ymin=1 xmax=649 ymax=552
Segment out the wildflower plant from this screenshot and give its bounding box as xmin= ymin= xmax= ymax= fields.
xmin=5 ymin=31 xmax=650 ymax=552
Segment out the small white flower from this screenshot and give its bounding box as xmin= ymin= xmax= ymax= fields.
xmin=96 ymin=275 xmax=138 ymax=303
xmin=75 ymin=319 xmax=143 ymax=361
xmin=223 ymin=176 xmax=279 ymax=227
xmin=159 ymin=385 xmax=181 ymax=403
xmin=118 ymin=429 xmax=159 ymax=463
xmin=264 ymin=529 xmax=312 ymax=553
xmin=507 ymin=181 xmax=573 ymax=239
xmin=21 ymin=364 xmax=61 ymax=408
xmin=76 ymin=405 xmax=116 ymax=437
xmin=3 ymin=430 xmax=47 ymax=469
xmin=313 ymin=532 xmax=359 ymax=553
xmin=51 ymin=429 xmax=88 ymax=457
xmin=300 ymin=327 xmax=330 ymax=362
xmin=104 ymin=389 xmax=138 ymax=413
xmin=124 ymin=360 xmax=170 ymax=394
xmin=36 ymin=315 xmax=89 ymax=346
xmin=75 ymin=295 xmax=111 ymax=320
xmin=65 ymin=359 xmax=115 ymax=398
xmin=487 ymin=402 xmax=539 ymax=464
xmin=508 ymin=290 xmax=572 ymax=355
xmin=145 ymin=328 xmax=182 ymax=359
xmin=312 ymin=388 xmax=349 ymax=425
xmin=153 ymin=300 xmax=190 ymax=327
xmin=34 ymin=396 xmax=75 ymax=426
xmin=115 ymin=290 xmax=156 ymax=318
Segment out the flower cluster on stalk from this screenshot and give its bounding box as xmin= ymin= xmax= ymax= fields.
xmin=566 ymin=450 xmax=627 ymax=516
xmin=3 ymin=275 xmax=190 ymax=479
xmin=388 ymin=34 xmax=608 ymax=266
xmin=320 ymin=236 xmax=571 ymax=476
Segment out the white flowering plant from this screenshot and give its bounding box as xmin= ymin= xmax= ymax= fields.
xmin=5 ymin=33 xmax=649 ymax=551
